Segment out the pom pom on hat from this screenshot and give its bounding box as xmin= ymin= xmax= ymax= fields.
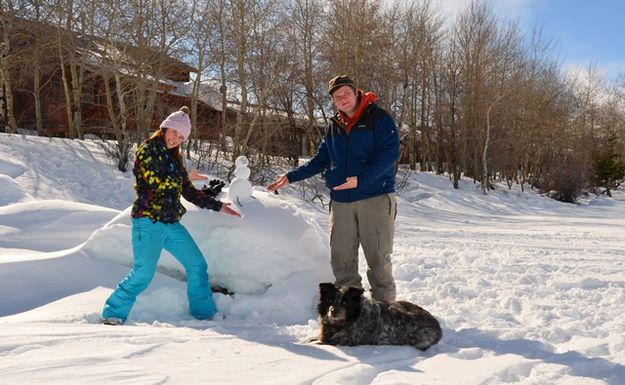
xmin=160 ymin=106 xmax=191 ymax=139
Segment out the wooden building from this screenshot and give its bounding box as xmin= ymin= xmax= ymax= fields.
xmin=2 ymin=18 xmax=315 ymax=157
xmin=1 ymin=19 xmax=223 ymax=140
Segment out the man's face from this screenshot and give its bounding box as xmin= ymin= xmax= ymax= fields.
xmin=331 ymin=86 xmax=358 ymax=117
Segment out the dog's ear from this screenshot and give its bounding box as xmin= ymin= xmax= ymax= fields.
xmin=344 ymin=287 xmax=364 ymax=300
xmin=319 ymin=283 xmax=337 ymax=298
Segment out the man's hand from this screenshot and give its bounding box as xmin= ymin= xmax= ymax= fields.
xmin=220 ymin=202 xmax=242 ymax=217
xmin=267 ymin=174 xmax=289 ymax=191
xmin=333 ymin=176 xmax=358 ymax=190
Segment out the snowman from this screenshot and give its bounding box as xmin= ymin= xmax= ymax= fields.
xmin=228 ymin=155 xmax=253 ymax=206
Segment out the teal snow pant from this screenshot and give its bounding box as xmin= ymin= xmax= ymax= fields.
xmin=102 ymin=217 xmax=217 ymax=322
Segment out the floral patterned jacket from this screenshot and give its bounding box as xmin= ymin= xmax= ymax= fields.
xmin=131 ymin=137 xmax=222 ymax=223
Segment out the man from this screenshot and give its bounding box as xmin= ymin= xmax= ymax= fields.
xmin=267 ymin=75 xmax=400 ymax=301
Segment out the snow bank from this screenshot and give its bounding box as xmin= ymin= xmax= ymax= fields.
xmin=81 ymin=188 xmax=333 ymax=324
xmin=0 ymin=133 xmax=135 ymax=210
xmin=0 ymin=174 xmax=32 ymax=205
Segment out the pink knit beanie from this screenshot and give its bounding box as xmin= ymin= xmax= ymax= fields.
xmin=160 ymin=106 xmax=191 ymax=139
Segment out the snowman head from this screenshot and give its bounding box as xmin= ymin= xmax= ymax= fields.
xmin=235 ymin=156 xmax=249 ymax=168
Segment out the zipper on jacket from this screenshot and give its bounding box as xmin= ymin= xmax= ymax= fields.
xmin=345 ymin=131 xmax=351 ymax=201
xmin=331 ymin=114 xmax=352 ymax=200
xmin=334 ymin=105 xmax=374 ymax=201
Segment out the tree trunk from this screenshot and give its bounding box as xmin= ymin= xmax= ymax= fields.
xmin=33 ymin=49 xmax=44 ymax=135
xmin=69 ymin=54 xmax=83 ymax=139
xmin=233 ymin=0 xmax=248 ymax=160
xmin=0 ymin=68 xmax=17 ymax=133
xmin=0 ymin=1 xmax=18 ymax=134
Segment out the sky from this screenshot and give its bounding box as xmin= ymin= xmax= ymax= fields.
xmin=2 ymin=132 xmax=625 ymax=384
xmin=441 ymin=0 xmax=625 ymax=82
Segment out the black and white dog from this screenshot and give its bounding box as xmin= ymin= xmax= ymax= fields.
xmin=317 ymin=283 xmax=442 ymax=351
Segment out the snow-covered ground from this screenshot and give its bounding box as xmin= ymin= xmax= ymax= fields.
xmin=1 ymin=132 xmax=625 ymax=385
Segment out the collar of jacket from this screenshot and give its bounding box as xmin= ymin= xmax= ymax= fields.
xmin=149 ymin=136 xmax=181 ymax=170
xmin=154 ymin=136 xmax=167 ymax=150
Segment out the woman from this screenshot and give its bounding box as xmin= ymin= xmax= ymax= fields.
xmin=102 ymin=106 xmax=241 ymax=325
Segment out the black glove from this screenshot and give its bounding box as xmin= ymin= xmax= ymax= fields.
xmin=202 ymin=179 xmax=225 ymax=197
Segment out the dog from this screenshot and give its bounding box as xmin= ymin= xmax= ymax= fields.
xmin=317 ymin=283 xmax=442 ymax=351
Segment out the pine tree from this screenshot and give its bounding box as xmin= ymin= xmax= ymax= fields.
xmin=595 ymin=134 xmax=625 ymax=197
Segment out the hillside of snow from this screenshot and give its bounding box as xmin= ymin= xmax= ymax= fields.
xmin=1 ymin=132 xmax=625 ymax=385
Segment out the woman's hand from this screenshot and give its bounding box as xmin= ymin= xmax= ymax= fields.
xmin=188 ymin=169 xmax=208 ymax=181
xmin=220 ymin=202 xmax=242 ymax=217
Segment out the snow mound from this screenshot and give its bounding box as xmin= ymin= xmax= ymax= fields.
xmin=0 ymin=174 xmax=32 ymax=205
xmin=0 ymin=156 xmax=28 ymax=178
xmin=0 ymin=199 xmax=118 ymax=253
xmin=82 ymin=190 xmax=333 ymax=295
xmin=589 ymin=197 xmax=617 ymax=206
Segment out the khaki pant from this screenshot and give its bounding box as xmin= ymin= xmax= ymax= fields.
xmin=329 ymin=193 xmax=396 ymax=301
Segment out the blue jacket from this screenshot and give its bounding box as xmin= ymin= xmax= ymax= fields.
xmin=287 ymin=103 xmax=400 ymax=203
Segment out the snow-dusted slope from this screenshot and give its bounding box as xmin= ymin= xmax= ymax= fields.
xmin=2 ymin=133 xmax=625 ymax=385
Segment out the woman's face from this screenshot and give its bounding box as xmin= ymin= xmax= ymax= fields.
xmin=164 ymin=128 xmax=185 ymax=149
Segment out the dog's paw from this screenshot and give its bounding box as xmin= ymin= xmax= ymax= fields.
xmin=300 ymin=336 xmax=322 ymax=344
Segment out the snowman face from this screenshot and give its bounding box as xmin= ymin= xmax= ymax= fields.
xmin=235 ymin=156 xmax=249 ymax=168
